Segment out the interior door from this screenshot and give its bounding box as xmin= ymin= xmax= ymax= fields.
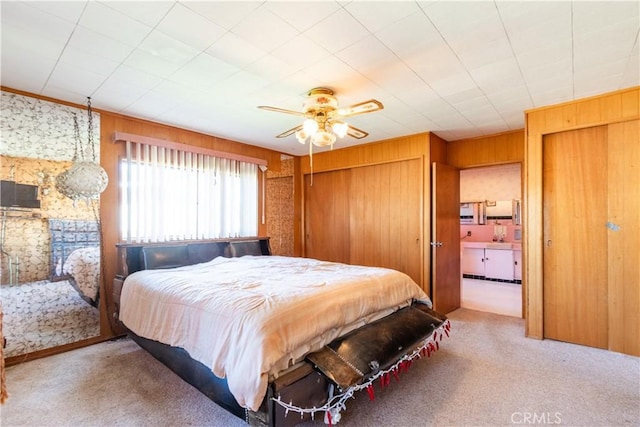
xmin=431 ymin=162 xmax=461 ymax=314
xmin=350 ymin=159 xmax=422 ymax=285
xmin=304 ymin=170 xmax=350 ymax=263
xmin=606 ymin=120 xmax=639 ymax=355
xmin=543 ymin=126 xmax=608 ymax=349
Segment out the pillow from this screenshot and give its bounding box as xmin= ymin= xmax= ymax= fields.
xmin=229 ymin=240 xmax=264 ymax=257
xmin=141 ymin=245 xmax=190 ymax=270
xmin=188 ymin=242 xmax=228 ymax=264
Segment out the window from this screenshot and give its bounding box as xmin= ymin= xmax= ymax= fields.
xmin=119 ymin=141 xmax=258 ymax=243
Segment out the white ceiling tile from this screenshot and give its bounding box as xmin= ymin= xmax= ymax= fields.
xmin=405 ymin=43 xmax=467 ymax=83
xmin=270 ymin=70 xmax=322 ymax=96
xmin=45 ymin=62 xmax=108 ymax=97
xmin=1 ymin=20 xmax=68 ymax=62
xmin=336 ymin=35 xmax=395 ymax=73
xmin=100 ymin=1 xmax=174 ymax=27
xmin=58 ymin=46 xmax=121 ymax=78
xmin=456 ymin=36 xmax=513 ymax=71
xmin=366 ymin=61 xmax=426 ymax=96
xmin=231 ymin=7 xmax=298 ymax=53
xmin=515 ymin=39 xmax=572 ymax=71
xmin=90 ymin=79 xmax=148 ymax=111
xmin=620 ymin=51 xmax=640 ymax=88
xmin=206 ymin=32 xmax=267 ymax=69
xmin=265 ymin=1 xmax=341 ymax=32
xmin=25 ymin=1 xmax=88 ymax=23
xmin=66 ymin=26 xmax=135 ymax=63
xmin=374 ymin=12 xmax=441 ymax=58
xmin=433 ymin=74 xmax=482 ymax=102
xmin=156 ymin=3 xmax=227 ymax=51
xmin=123 ymin=48 xmax=186 ymax=79
xmin=216 ymin=70 xmax=270 ymax=97
xmin=136 ymin=30 xmax=201 ymax=65
xmin=182 ymin=1 xmax=262 ymax=30
xmin=502 ymin=3 xmax=572 ymax=53
xmin=39 ymin=85 xmax=92 ymax=106
xmin=522 ymin=58 xmax=573 ymax=84
xmin=270 ymin=35 xmax=331 ymax=72
xmin=470 ymin=59 xmax=527 ymax=94
xmin=426 ymin=1 xmax=505 ymax=50
xmin=572 ymin=1 xmax=639 ymax=35
xmin=301 ymin=57 xmax=363 ymax=91
xmin=574 ymin=19 xmax=640 ymax=66
xmin=1 ymin=2 xmax=76 ymax=48
xmin=169 ymin=53 xmax=239 ymax=89
xmin=345 ymin=1 xmax=422 ymax=34
xmin=78 ymin=1 xmax=152 ymax=47
xmin=530 ymin=86 xmax=574 ymax=107
xmin=304 ymin=8 xmax=370 ymax=53
xmin=122 ymin=88 xmax=182 ymax=119
xmin=243 ymin=54 xmax=298 ymax=83
xmin=0 ymin=49 xmax=55 ymax=94
xmin=395 ymin=85 xmax=443 ymax=111
xmin=526 ymin=72 xmax=573 ymax=95
xmin=109 ymin=65 xmax=163 ymax=92
xmin=449 ymin=89 xmax=489 ymax=109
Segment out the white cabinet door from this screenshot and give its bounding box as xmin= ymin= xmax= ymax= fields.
xmin=484 ymin=249 xmax=515 ymax=280
xmin=514 ymin=250 xmax=522 ymax=281
xmin=462 ymin=247 xmax=485 ymax=276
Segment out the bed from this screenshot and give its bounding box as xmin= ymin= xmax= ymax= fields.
xmin=113 ymin=238 xmax=450 ymax=426
xmin=49 ymin=219 xmax=101 ymax=306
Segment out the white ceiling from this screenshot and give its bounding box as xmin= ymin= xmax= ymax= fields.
xmin=1 ymin=1 xmax=638 ymax=156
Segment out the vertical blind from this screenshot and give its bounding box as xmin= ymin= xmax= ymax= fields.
xmin=121 ymin=140 xmax=258 ymax=243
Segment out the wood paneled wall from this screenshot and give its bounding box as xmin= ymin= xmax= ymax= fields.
xmin=447 ymin=129 xmax=525 ymax=168
xmin=524 ymin=86 xmax=640 ymax=341
xmin=99 ymin=112 xmax=284 ymax=336
xmin=299 ymin=133 xmax=435 ymax=291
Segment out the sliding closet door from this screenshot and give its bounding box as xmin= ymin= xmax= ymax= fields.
xmin=607 ymin=120 xmax=640 ymax=355
xmin=304 ymin=170 xmax=351 ymax=263
xmin=543 ymin=126 xmax=608 ymax=349
xmin=349 ymin=159 xmax=422 ymax=285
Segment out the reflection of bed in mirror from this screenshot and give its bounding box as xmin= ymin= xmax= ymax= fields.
xmin=49 ymin=219 xmax=101 ymax=306
xmin=2 ymin=219 xmax=101 ymax=359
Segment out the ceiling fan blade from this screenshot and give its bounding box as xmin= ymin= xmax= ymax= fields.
xmin=338 ymin=100 xmax=384 ymax=117
xmin=258 ymin=105 xmax=306 ymax=117
xmin=276 ymin=124 xmax=303 ymax=138
xmin=346 ymin=124 xmax=369 ymax=139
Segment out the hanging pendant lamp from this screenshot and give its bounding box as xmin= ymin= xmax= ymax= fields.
xmin=56 ymin=97 xmax=108 ymax=206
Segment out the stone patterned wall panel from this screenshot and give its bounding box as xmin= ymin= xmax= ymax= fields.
xmin=1 ymin=91 xmax=100 ymax=162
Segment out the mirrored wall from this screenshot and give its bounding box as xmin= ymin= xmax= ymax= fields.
xmin=0 ymin=91 xmax=101 ymax=358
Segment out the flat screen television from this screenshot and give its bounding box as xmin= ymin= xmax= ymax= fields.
xmin=1 ymin=180 xmax=41 ymax=208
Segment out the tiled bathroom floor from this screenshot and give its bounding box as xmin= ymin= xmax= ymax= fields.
xmin=461 ymin=277 xmax=522 ymax=318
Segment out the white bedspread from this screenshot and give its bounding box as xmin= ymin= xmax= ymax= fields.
xmin=119 ymin=255 xmax=430 ymax=411
xmin=60 ymin=247 xmax=100 ymax=302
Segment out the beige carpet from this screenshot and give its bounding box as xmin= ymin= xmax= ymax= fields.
xmin=1 ymin=308 xmax=638 ymax=426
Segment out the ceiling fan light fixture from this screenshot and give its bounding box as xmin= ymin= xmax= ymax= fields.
xmin=303 ymin=118 xmax=318 ymax=135
xmin=332 ymin=122 xmax=349 ymax=138
xmin=295 ymin=129 xmax=308 ymax=144
xmin=311 ymin=131 xmax=336 ymax=147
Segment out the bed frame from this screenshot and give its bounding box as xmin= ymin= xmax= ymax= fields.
xmin=49 ymin=218 xmax=100 ymax=281
xmin=49 ymin=218 xmax=101 ymax=306
xmin=113 ymin=237 xmax=448 ymax=426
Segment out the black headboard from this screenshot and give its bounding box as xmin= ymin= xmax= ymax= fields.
xmin=115 ymin=237 xmax=271 ymax=279
xmin=49 ymin=219 xmax=100 ymax=280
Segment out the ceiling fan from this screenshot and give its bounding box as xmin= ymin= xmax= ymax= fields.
xmin=258 ymin=87 xmax=384 ymax=148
